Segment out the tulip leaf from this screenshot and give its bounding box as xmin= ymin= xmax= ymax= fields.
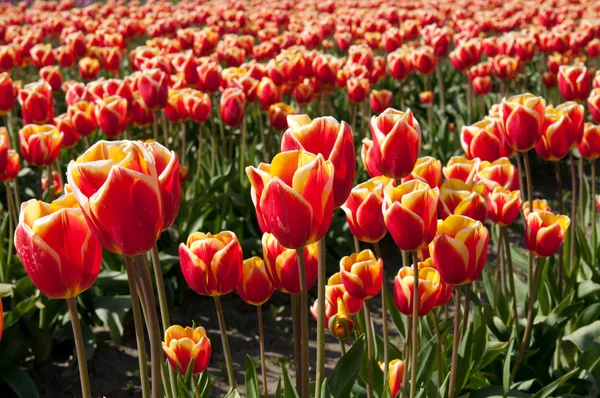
xmin=245 ymin=355 xmax=260 ymax=398
xmin=474 ymin=341 xmax=508 ymax=372
xmin=184 ymin=357 xmax=195 ymax=385
xmin=385 ymin=285 xmax=406 ymax=338
xmin=563 ymin=320 xmax=600 ymax=352
xmin=469 ymin=386 xmax=528 ymax=397
xmin=274 ymin=377 xmax=282 ymax=398
xmin=196 ymin=371 xmax=211 ymax=398
xmin=320 ymin=378 xmax=330 ymax=398
xmin=576 ymin=281 xmax=600 ymax=300
xmin=280 ymin=363 xmax=299 ymax=398
xmin=93 ymin=295 xmax=131 ymax=345
xmin=529 ymin=368 xmax=578 ymax=398
xmin=328 ymin=335 xmax=365 ymax=397
xmin=224 ymin=389 xmax=241 ymax=398
xmin=454 ymin=321 xmax=473 ymax=394
xmin=503 ymin=337 xmax=515 ymax=394
xmin=0 ymin=359 xmax=39 ymax=398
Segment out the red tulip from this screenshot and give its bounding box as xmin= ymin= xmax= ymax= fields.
xmin=144 ymin=141 xmax=180 ymax=231
xmin=19 ymin=124 xmax=63 ymax=167
xmin=19 ymin=80 xmax=55 ymax=125
xmin=0 ymin=72 xmax=14 ymax=116
xmin=139 ymin=68 xmax=169 ymax=110
xmin=558 ymin=63 xmax=590 ymax=102
xmin=499 ymin=94 xmax=546 ymax=152
xmin=95 ymin=96 xmax=128 ymax=138
xmin=236 ymin=257 xmax=275 ymax=306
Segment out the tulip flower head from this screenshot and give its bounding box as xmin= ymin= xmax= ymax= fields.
xmin=268 ymin=103 xmax=295 ymax=131
xmin=162 ymin=325 xmax=211 ymax=375
xmin=384 ymin=359 xmax=405 ymax=398
xmin=443 ymin=156 xmax=480 ymax=183
xmin=439 ymin=179 xmax=488 ymax=223
xmin=402 ymin=156 xmax=443 ymax=188
xmin=179 ymin=231 xmax=243 ymax=296
xmin=19 ymin=124 xmax=63 ymax=167
xmin=370 ymin=90 xmax=393 ymax=114
xmin=15 ymin=193 xmax=102 ymax=299
xmin=461 ymin=116 xmax=513 ymax=162
xmin=558 ymin=63 xmax=590 ymax=102
xmin=0 ymin=72 xmax=15 ymax=116
xmin=326 ymin=272 xmax=364 ymax=314
xmin=96 ymin=96 xmax=128 ymax=138
xmin=19 ymin=80 xmax=55 ymax=125
xmin=579 ymin=123 xmax=600 ymax=160
xmin=487 ymin=187 xmax=522 ymax=226
xmin=393 ymin=265 xmax=442 ymax=317
xmin=475 ymin=158 xmax=520 ymax=193
xmin=525 ymin=211 xmax=570 ymax=257
xmin=522 ymin=199 xmax=551 ymax=217
xmin=499 ymin=94 xmax=546 ymax=152
xmin=339 ymin=249 xmax=383 ymax=300
xmin=236 ymin=257 xmax=275 ymax=306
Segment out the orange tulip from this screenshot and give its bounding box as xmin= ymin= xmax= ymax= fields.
xmin=383 ymin=180 xmax=439 ymax=251
xmin=579 ymin=123 xmax=600 ymax=160
xmin=461 ymin=116 xmax=513 ymax=162
xmin=19 ymin=80 xmax=55 ymax=125
xmin=68 ymin=101 xmax=97 ymax=137
xmin=326 ymin=272 xmax=364 ymax=314
xmin=525 ymin=211 xmax=570 ymax=257
xmin=475 ymin=158 xmax=520 ymax=193
xmin=487 ymin=187 xmax=522 ymax=226
xmin=268 ymin=102 xmax=294 ymax=131
xmin=67 ymin=141 xmax=163 ymax=255
xmin=368 ymin=108 xmax=422 ymax=179
xmin=443 ymin=156 xmax=480 ymax=183
xmin=0 ymin=150 xmax=20 ymax=182
xmin=402 ymin=156 xmax=443 ymax=188
xmin=522 ymin=199 xmax=551 ymax=217
xmin=183 ymin=89 xmax=211 ymax=124
xmin=384 ymin=359 xmax=405 ymax=398
xmin=393 ymin=265 xmax=441 ymax=317
xmin=236 ymin=257 xmax=275 ymax=306
xmin=430 ymin=215 xmax=489 ymax=285
xmin=262 ymin=233 xmax=318 ymax=294
xmin=162 ymin=325 xmax=211 ymax=375
xmin=220 ymin=87 xmax=246 ymax=127
xmin=78 ymin=57 xmax=100 ymax=80
xmin=499 ymin=93 xmax=546 ymax=152
xmin=95 ymin=96 xmax=128 ymax=138
xmin=282 ymin=115 xmax=355 ymax=207
xmin=439 ymin=179 xmax=488 ymax=223
xmin=139 ymin=68 xmax=169 ymax=110
xmin=339 ymin=249 xmax=383 ymax=300
xmin=15 ymin=193 xmax=102 ymax=299
xmin=0 ymin=72 xmax=14 ymax=116
xmin=39 ymin=65 xmax=62 ymax=92
xmin=19 ymin=124 xmax=63 ymax=167
xmin=558 ymin=63 xmax=590 ymax=102
xmin=179 ymin=231 xmax=243 ymax=296
xmin=246 ymin=150 xmax=334 ymax=249
xmin=144 ymin=142 xmax=180 ymax=231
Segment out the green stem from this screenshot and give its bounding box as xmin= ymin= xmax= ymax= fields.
xmin=291 ymin=294 xmax=303 ymax=395
xmin=125 ymin=257 xmax=150 ymax=398
xmin=258 ymin=305 xmax=268 ymax=398
xmin=374 ymin=242 xmax=388 ymax=391
xmin=66 ymin=297 xmax=92 ymax=398
xmin=315 ymin=237 xmax=326 ymax=398
xmin=460 ymin=287 xmax=471 ymax=342
xmin=353 ymin=236 xmax=361 ymax=253
xmin=448 ymin=287 xmax=462 ymax=398
xmin=570 ymin=155 xmax=578 ymax=277
xmin=592 ymin=160 xmax=597 ymax=269
xmin=214 ymin=295 xmax=236 ymax=390
xmin=432 ymin=311 xmax=443 ymax=387
xmin=555 ymin=162 xmax=564 ymax=301
xmin=296 ymin=247 xmax=310 ymax=398
xmin=503 ymin=227 xmax=518 ymax=323
xmin=364 ymin=303 xmax=374 ymax=398
xmin=339 ymin=341 xmax=346 ymax=356
xmin=153 ymin=113 xmax=159 ymax=141
xmin=410 ymin=251 xmax=419 ymax=398
xmin=497 ymin=225 xmax=506 ymax=298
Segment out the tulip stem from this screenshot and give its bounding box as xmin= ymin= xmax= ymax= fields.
xmin=149 ymin=245 xmax=178 ymax=398
xmin=257 ymin=305 xmax=268 ymax=398
xmin=432 ymin=311 xmax=443 ymax=387
xmin=569 ymin=154 xmax=578 ymax=277
xmin=353 ymin=236 xmax=361 ymax=253
xmin=196 ymin=123 xmax=203 ymax=185
xmin=256 ymin=104 xmax=268 ymax=162
xmin=579 ymin=156 xmax=584 ymax=222
xmin=125 ymin=257 xmax=150 ymax=398
xmin=135 ymin=256 xmax=164 ymax=398
xmin=295 ymin=247 xmax=310 ymax=398
xmin=503 ymin=227 xmax=518 ymax=324
xmin=339 ymin=340 xmax=346 ymax=356
xmin=315 ymin=237 xmax=326 ymax=398
xmin=374 ymin=242 xmax=389 ymax=391
xmin=448 ymin=287 xmax=462 ymax=398
xmin=364 ymin=303 xmax=375 ymax=398
xmin=511 ymin=257 xmax=543 ymax=382
xmin=66 ymin=297 xmax=92 ymax=398
xmin=180 ymin=122 xmax=187 ymax=165
xmin=214 ymin=295 xmax=236 ymax=390
xmin=592 ymin=160 xmax=597 ymax=269
xmin=160 ymin=111 xmax=169 ymax=147
xmin=515 ymin=154 xmax=526 ymax=225
xmin=522 ymin=151 xmax=535 ymax=343
xmin=555 ymin=162 xmax=564 ymax=300
xmin=410 ymin=251 xmax=419 ymax=398
xmin=153 ymin=113 xmax=159 ymax=141
xmin=398 ymin=81 xmax=405 ymax=109
xmin=496 ymin=225 xmax=506 ymax=299
xmin=460 ymin=287 xmax=471 ymax=342
xmin=435 ymin=62 xmax=446 ymax=113
xmin=291 ymin=294 xmax=303 ymax=395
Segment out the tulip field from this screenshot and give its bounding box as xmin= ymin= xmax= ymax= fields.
xmin=4 ymin=0 xmax=600 ymax=397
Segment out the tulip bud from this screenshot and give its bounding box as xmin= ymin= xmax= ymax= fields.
xmin=492 ymin=55 xmax=519 ymax=80
xmin=328 ymin=299 xmax=354 ymax=340
xmin=369 ymin=108 xmax=422 ymax=179
xmin=525 ymin=211 xmax=570 ymax=257
xmin=220 ymin=87 xmax=246 ymax=127
xmin=0 ymin=72 xmax=14 ymax=116
xmin=67 ymin=141 xmax=163 ymax=255
xmin=179 ymin=231 xmax=243 ymax=296
xmin=535 ymin=105 xmax=575 ymax=161
xmin=499 ymin=93 xmax=546 ymax=152
xmin=257 ymin=77 xmax=280 ymax=110
xmin=162 ymin=325 xmax=211 ymax=375
xmin=19 ymin=124 xmax=63 ymax=167
xmin=198 ymin=60 xmax=222 ymax=93
xmin=236 ymin=257 xmax=275 ymax=306
xmin=262 ymin=233 xmax=318 ymax=294
xmin=78 ymin=57 xmax=101 ymax=80
xmin=402 ymin=156 xmax=443 ymax=188
xmin=139 ymin=68 xmax=169 ymax=110
xmin=268 ymin=102 xmax=294 ymax=131
xmin=461 ymin=116 xmax=513 ymax=162
xmin=384 ymin=359 xmax=405 ymax=398
xmin=339 ymin=249 xmax=383 ymax=300
xmin=66 ymin=31 xmax=87 ymax=57
xmin=19 ymin=80 xmax=55 ymax=125
xmin=383 ymin=180 xmax=440 ymax=251
xmin=68 ymin=100 xmax=98 ymax=137
xmin=15 ymin=193 xmax=102 ymax=299
xmin=370 ymin=89 xmax=393 ymax=114
xmin=95 ymin=96 xmax=128 ymax=138
xmin=387 ymin=49 xmax=413 ymax=81
xmin=558 ymin=63 xmax=590 ymax=102
xmin=419 ymin=91 xmax=433 ymax=105
xmin=54 ymin=46 xmax=75 ymax=68
xmin=487 ymin=187 xmax=522 ymax=226
xmin=430 ymin=215 xmax=489 ymax=285
xmin=393 ymin=265 xmax=441 ymax=317
xmin=282 ymin=115 xmax=355 ymax=207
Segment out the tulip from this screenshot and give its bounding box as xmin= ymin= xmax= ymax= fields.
xmin=339 ymin=249 xmax=383 ymax=300
xmin=589 ymin=89 xmax=600 ymax=124
xmin=15 ymin=193 xmax=102 ymax=299
xmin=67 ymin=141 xmax=163 ymax=256
xmin=368 ymin=108 xmax=422 ymax=179
xmin=579 ymin=123 xmax=600 ymax=160
xmin=472 ymin=76 xmax=492 ymax=96
xmin=310 ymin=299 xmax=337 ymax=326
xmin=0 ymin=151 xmax=20 ymax=182
xmin=262 ymin=233 xmax=319 ymax=294
xmin=522 ymin=199 xmax=551 ymax=217
xmin=220 ymin=87 xmax=246 ymax=127
xmin=164 ymin=89 xmax=187 ymax=123
xmin=499 ymin=94 xmax=546 ymax=152
xmin=139 ymin=68 xmax=169 ymax=110
xmin=347 ymin=77 xmax=370 ymax=104
xmin=197 ymin=60 xmax=222 ymax=93
xmin=418 ymin=257 xmax=453 ymax=308
xmin=401 ymin=156 xmax=442 ymax=188
xmin=40 ymin=66 xmax=63 ymax=92
xmin=370 ymin=90 xmax=393 ymax=114
xmin=555 ymin=102 xmax=585 ymax=149
xmin=131 ymin=93 xmax=155 ymax=127
xmin=293 ymin=79 xmax=315 ymax=105
xmin=268 ymin=103 xmax=294 ymax=131
xmin=66 ymin=31 xmax=87 ymax=57
xmin=443 ymin=156 xmax=480 ymax=183
xmin=183 ymin=90 xmax=211 ymax=124
xmin=64 ymin=82 xmax=85 ymax=107
xmin=419 ymin=91 xmax=433 ymax=105
xmin=525 ymin=211 xmax=570 ymax=257
xmin=487 ymin=187 xmax=522 ymax=226
xmin=68 ymin=101 xmax=97 ymax=137
xmin=282 ymin=115 xmax=355 ymax=207
xmin=411 ymin=46 xmax=437 ymax=75
xmin=162 ymin=325 xmax=211 ymax=375
xmin=384 ymin=359 xmax=405 ymax=398
xmin=393 ymin=265 xmax=441 ymax=316
xmin=327 ymin=300 xmax=354 ymax=341
xmin=430 ymin=215 xmax=489 ymax=285
xmin=179 ymin=231 xmax=243 ymax=296
xmin=246 ymin=150 xmax=334 ymax=249
xmin=461 ymin=116 xmax=513 ymax=162
xmin=383 ymin=180 xmax=439 ymax=251
xmin=558 ymin=63 xmax=590 ymax=102
xmin=19 ymin=80 xmax=55 ymax=125
xmin=439 ymin=179 xmax=488 ymax=223
xmin=387 ymin=49 xmax=413 ymax=81
xmin=475 ymin=158 xmax=520 ymax=193
xmin=542 ymin=72 xmax=557 ymax=89
xmin=0 ymin=73 xmax=14 ymax=116
xmin=535 ymin=105 xmax=574 ymax=161
xmin=30 ymin=44 xmax=55 ymax=70
xmin=236 ymin=257 xmax=275 ymax=306
xmin=95 ymin=96 xmax=128 ymax=138
xmin=78 ymin=57 xmax=100 ymax=81
xmin=492 ymin=55 xmax=519 ymax=80
xmin=257 ymin=77 xmax=280 ymax=110
xmin=104 ymin=47 xmax=121 ymax=73
xmin=144 ymin=142 xmax=180 ymax=231
xmin=326 ymin=272 xmax=364 ymax=314
xmin=19 ymin=124 xmax=63 ymax=167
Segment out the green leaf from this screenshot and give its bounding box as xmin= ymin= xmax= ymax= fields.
xmin=280 ymin=364 xmax=299 ymax=398
xmin=474 ymin=341 xmax=508 ymax=371
xmin=385 ymin=285 xmax=406 ymax=338
xmin=468 ymin=386 xmax=528 ymax=397
xmin=93 ymin=295 xmax=131 ymax=345
xmin=275 ymin=377 xmax=282 ymax=398
xmin=328 ymin=335 xmax=365 ymax=397
xmin=224 ymin=389 xmax=241 ymax=398
xmin=503 ymin=337 xmax=515 ymax=394
xmin=530 ymin=368 xmax=578 ymax=398
xmin=563 ymin=320 xmax=600 ymax=351
xmin=320 ymin=377 xmax=331 ymax=398
xmin=196 ymin=372 xmax=212 ymax=398
xmin=454 ymin=321 xmax=473 ymax=394
xmin=245 ymin=355 xmax=260 ymax=398
xmin=576 ymin=280 xmax=600 ymax=299
xmin=0 ymin=359 xmax=39 ymax=398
